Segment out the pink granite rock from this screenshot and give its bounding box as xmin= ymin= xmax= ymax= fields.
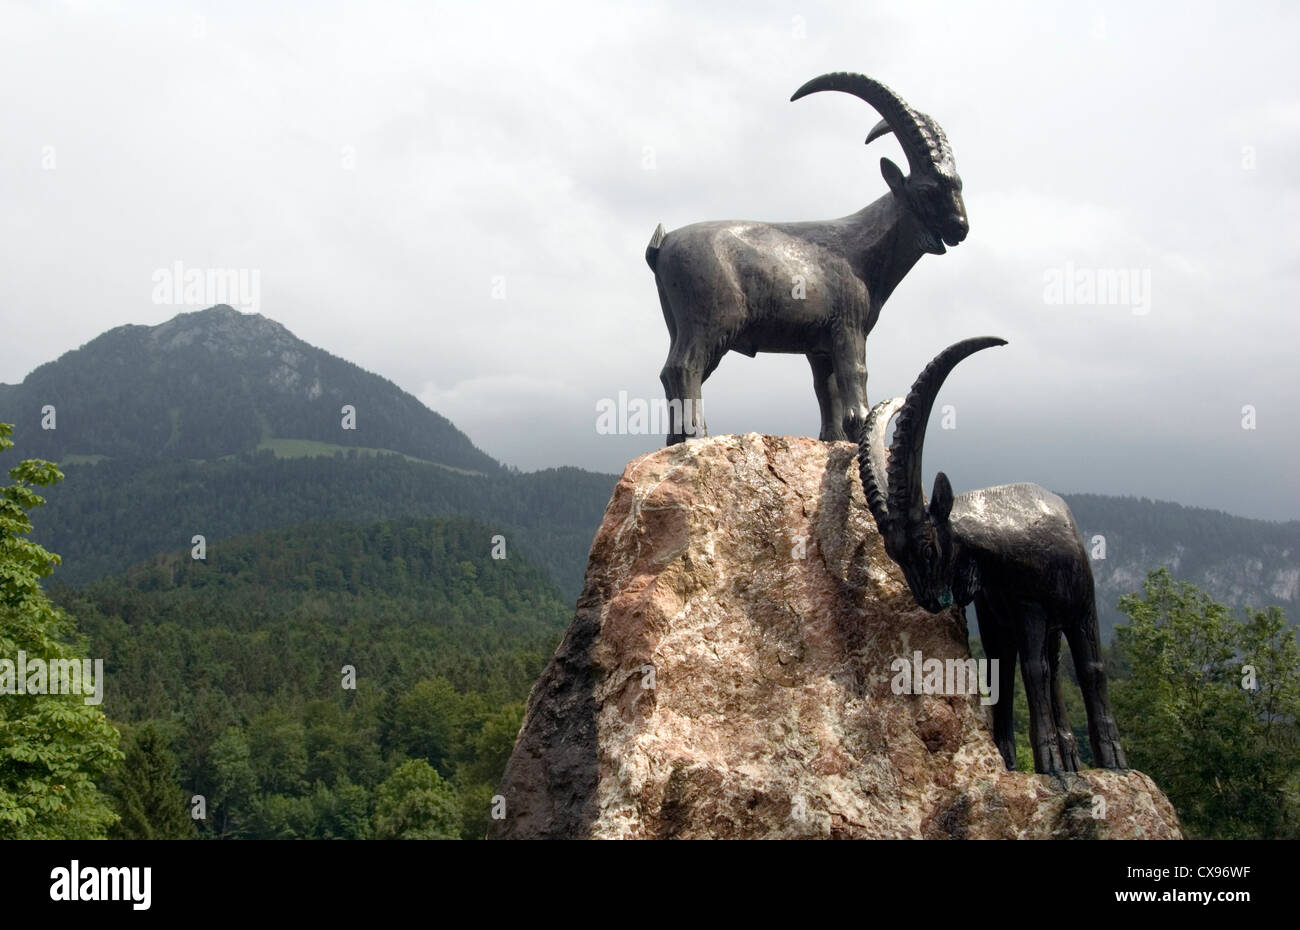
xmin=489 ymin=434 xmax=1181 ymax=840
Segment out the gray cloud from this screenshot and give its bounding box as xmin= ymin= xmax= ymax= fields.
xmin=1 ymin=0 xmax=1296 ymax=519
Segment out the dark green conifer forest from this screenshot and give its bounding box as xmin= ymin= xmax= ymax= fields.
xmin=48 ymin=513 xmax=569 ymax=839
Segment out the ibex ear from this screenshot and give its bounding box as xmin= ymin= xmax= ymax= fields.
xmin=880 ymin=157 xmax=906 ymax=197
xmin=929 ymin=471 xmax=954 ymax=524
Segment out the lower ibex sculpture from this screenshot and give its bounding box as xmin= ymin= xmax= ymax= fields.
xmin=646 ymin=73 xmax=968 ymax=445
xmin=858 ymin=337 xmax=1127 ymax=775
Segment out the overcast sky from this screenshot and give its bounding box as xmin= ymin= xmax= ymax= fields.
xmin=1 ymin=0 xmax=1297 ymax=520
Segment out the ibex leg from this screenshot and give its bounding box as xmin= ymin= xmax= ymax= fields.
xmin=807 ymin=353 xmax=844 ymax=442
xmin=974 ymin=592 xmax=1018 ymax=770
xmin=1015 ymin=607 xmax=1068 ymax=775
xmin=830 ymin=326 xmax=868 ymax=441
xmin=1064 ymin=619 xmax=1127 ymax=770
xmin=1047 ymin=628 xmax=1083 ymax=772
xmin=660 ymin=339 xmax=714 ymax=445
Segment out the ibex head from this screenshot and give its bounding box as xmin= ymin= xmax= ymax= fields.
xmin=857 ymin=337 xmax=1006 ymax=612
xmin=792 ymin=73 xmax=968 ymax=255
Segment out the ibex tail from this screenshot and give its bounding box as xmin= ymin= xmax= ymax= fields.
xmin=645 ymin=223 xmax=667 ymax=272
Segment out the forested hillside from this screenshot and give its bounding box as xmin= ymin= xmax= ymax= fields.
xmin=34 ymin=451 xmax=615 ymax=602
xmin=1064 ymin=493 xmax=1300 ymax=639
xmin=50 ymin=516 xmax=569 ymax=840
xmin=33 ymin=451 xmax=1300 ymax=638
xmin=0 ymin=305 xmax=499 ymax=473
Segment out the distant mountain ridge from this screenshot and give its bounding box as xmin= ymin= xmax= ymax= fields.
xmin=1063 ymin=493 xmax=1299 ymax=639
xmin=0 ymin=305 xmax=499 ymax=473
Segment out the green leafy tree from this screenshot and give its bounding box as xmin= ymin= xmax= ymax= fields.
xmin=458 ymin=701 xmax=523 ymax=787
xmin=108 ymin=722 xmax=196 ymax=839
xmin=311 ymin=777 xmax=372 ymax=840
xmin=248 ymin=708 xmax=308 ymax=796
xmin=0 ymin=424 xmax=122 ymax=838
xmin=210 ymin=726 xmax=257 ymax=838
xmin=1111 ymin=568 xmax=1300 ymax=838
xmin=392 ymin=677 xmax=486 ymax=776
xmin=455 ymin=701 xmax=523 ymax=839
xmin=373 ymin=758 xmax=460 ymax=840
xmin=250 ymin=793 xmax=319 ymax=839
xmin=1235 ymin=604 xmax=1300 ymax=836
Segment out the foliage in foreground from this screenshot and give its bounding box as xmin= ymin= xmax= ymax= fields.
xmin=0 ymin=423 xmax=121 ymax=838
xmin=1109 ymin=568 xmax=1300 ymax=839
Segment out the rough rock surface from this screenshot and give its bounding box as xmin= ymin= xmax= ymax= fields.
xmin=489 ymin=434 xmax=1182 ymax=840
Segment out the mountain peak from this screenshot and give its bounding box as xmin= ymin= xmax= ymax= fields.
xmin=148 ymin=305 xmax=294 ymax=358
xmin=0 ymin=308 xmax=501 ymax=473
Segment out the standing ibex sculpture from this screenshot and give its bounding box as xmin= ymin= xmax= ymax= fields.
xmin=858 ymin=337 xmax=1127 ymax=775
xmin=646 ymin=72 xmax=968 ymax=445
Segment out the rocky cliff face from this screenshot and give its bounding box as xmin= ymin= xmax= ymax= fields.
xmin=489 ymin=434 xmax=1181 ymax=840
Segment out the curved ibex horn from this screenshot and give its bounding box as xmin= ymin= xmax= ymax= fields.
xmin=791 ymin=72 xmax=942 ymax=177
xmin=858 ymin=397 xmax=904 ymax=533
xmin=886 ymin=337 xmax=1008 ymax=526
xmin=865 ymin=118 xmax=892 ymax=146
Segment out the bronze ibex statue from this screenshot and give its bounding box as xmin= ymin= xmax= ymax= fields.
xmin=859 ymin=337 xmax=1128 ymax=775
xmin=646 ymin=73 xmax=968 ymax=445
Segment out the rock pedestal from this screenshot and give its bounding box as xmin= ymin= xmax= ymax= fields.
xmin=489 ymin=434 xmax=1181 ymax=839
